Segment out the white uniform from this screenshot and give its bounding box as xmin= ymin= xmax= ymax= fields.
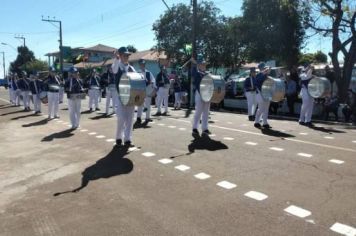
xmin=244 ymin=76 xmax=257 ymax=117
xmin=112 ymin=59 xmax=136 ymax=142
xmin=105 ymin=73 xmax=117 ymax=115
xmin=254 ymin=73 xmax=270 ymax=126
xmin=299 ymin=68 xmax=314 ymax=123
xmin=67 ymin=77 xmax=83 ymax=128
xmin=32 ymin=79 xmax=42 ymax=113
xmin=193 ymin=91 xmax=210 ymax=131
xmin=47 ymin=76 xmax=60 ymax=119
xmin=88 ymin=75 xmax=101 ymax=110
xmin=137 ymin=69 xmax=155 ymax=121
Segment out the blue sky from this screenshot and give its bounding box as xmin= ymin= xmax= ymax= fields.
xmin=0 ymin=0 xmax=328 ymax=77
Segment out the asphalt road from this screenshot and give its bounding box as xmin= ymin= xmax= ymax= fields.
xmin=0 ymin=87 xmax=355 ymax=236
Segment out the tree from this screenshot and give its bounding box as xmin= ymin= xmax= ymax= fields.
xmin=22 ymin=60 xmax=49 ymax=74
xmin=126 ymin=45 xmax=137 ymax=53
xmin=240 ymin=0 xmax=306 ymax=68
xmin=305 ymin=0 xmax=356 ymax=101
xmin=10 ymin=46 xmax=35 ymax=75
xmin=299 ymin=50 xmax=328 ymax=64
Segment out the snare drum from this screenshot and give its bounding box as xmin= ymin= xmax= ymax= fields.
xmin=69 ymin=93 xmax=86 ymax=100
xmin=49 ymin=84 xmax=60 ymax=92
xmin=39 ymin=91 xmax=48 ymax=104
xmin=199 ymin=74 xmax=226 ymax=103
xmin=118 ymin=72 xmax=146 ymax=106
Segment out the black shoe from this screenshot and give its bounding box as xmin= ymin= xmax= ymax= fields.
xmin=202 ymin=129 xmax=211 ymax=135
xmin=192 ymin=129 xmax=199 ymax=134
xmin=254 ymin=123 xmax=261 ymax=128
xmin=263 ymin=124 xmax=271 ymax=129
xmin=162 ymin=112 xmax=167 ymax=116
xmin=248 ymin=115 xmax=254 ymax=121
xmin=145 ymin=118 xmax=153 ymax=123
xmin=116 ymin=139 xmax=122 ymax=146
xmin=305 ymin=122 xmax=314 ymax=127
xmin=153 ymin=112 xmax=161 ymax=116
xmin=95 ymin=108 xmax=100 ymax=111
xmin=124 ymin=141 xmax=134 ymax=147
xmin=136 ymin=117 xmax=142 ymax=124
xmin=89 ymin=108 xmax=93 ymax=112
xmin=143 ymin=108 xmax=147 ymax=112
xmin=299 ymin=121 xmax=306 ymax=125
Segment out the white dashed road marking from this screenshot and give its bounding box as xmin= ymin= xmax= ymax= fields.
xmin=217 ymin=181 xmax=236 ymax=190
xmin=245 ymin=141 xmax=257 ymax=146
xmin=244 ymin=191 xmax=268 ymax=201
xmin=179 ymin=127 xmax=186 ymax=131
xmin=270 ymin=147 xmax=284 ymax=151
xmin=284 ymin=205 xmax=311 ymax=218
xmin=128 ymin=147 xmax=140 ymax=152
xmin=209 ymin=134 xmax=216 ymax=137
xmin=194 ymin=172 xmax=211 ymax=180
xmin=80 ymin=129 xmax=88 ymax=132
xmin=158 ymin=158 xmax=173 ymax=164
xmin=352 ymin=141 xmax=356 ymax=144
xmin=329 ymin=159 xmax=345 ymax=165
xmin=175 ymin=165 xmax=190 ymax=172
xmin=297 ymin=153 xmax=313 ymax=158
xmin=106 ymin=139 xmax=115 ymax=142
xmin=88 ymin=132 xmax=97 ymax=135
xmin=324 ymin=136 xmax=335 ymax=139
xmin=142 ymin=152 xmax=156 ymax=157
xmin=168 ymin=125 xmax=176 ymax=128
xmin=223 ymin=137 xmax=234 ymax=141
xmin=330 ymin=222 xmax=356 ymax=236
xmin=299 ymin=132 xmax=308 ymax=135
xmin=67 ymin=125 xmax=71 ymax=127
xmin=96 ymin=135 xmax=105 ymax=139
xmin=158 ymin=123 xmax=165 ymax=126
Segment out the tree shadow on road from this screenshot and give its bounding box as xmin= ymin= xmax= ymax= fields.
xmin=22 ymin=118 xmax=48 ymax=127
xmin=260 ymin=128 xmax=296 ymax=138
xmin=41 ymin=128 xmax=75 ymax=142
xmin=53 ymin=145 xmax=133 ymax=196
xmin=307 ymin=125 xmax=346 ymax=134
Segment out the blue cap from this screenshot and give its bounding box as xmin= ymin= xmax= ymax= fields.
xmin=118 ymin=47 xmax=131 ymax=55
xmin=138 ymin=59 xmax=146 ymax=64
xmin=250 ymin=67 xmax=256 ymax=73
xmin=49 ymin=66 xmax=56 ymax=72
xmin=69 ymin=67 xmax=78 ymax=73
xmin=258 ymin=63 xmax=266 ymax=70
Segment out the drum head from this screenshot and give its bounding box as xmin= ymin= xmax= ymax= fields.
xmin=118 ymin=72 xmax=146 ymax=106
xmin=308 ymin=77 xmax=331 ymax=98
xmin=200 ymin=76 xmax=214 ymax=102
xmin=118 ymin=74 xmax=131 ymax=106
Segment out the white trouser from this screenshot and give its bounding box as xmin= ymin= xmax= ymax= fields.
xmin=254 ymin=93 xmax=270 ymax=125
xmin=116 ymin=100 xmax=135 ymax=142
xmin=174 ymin=92 xmax=182 ymax=108
xmin=47 ymin=92 xmax=59 ymax=118
xmin=9 ymin=88 xmax=13 ymax=103
xmin=59 ymin=87 xmax=64 ymax=102
xmin=33 ymin=94 xmax=41 ymax=112
xmin=245 ymin=91 xmax=257 ymax=116
xmin=157 ymin=87 xmax=169 ymax=113
xmin=21 ymin=91 xmax=30 ymax=108
xmin=137 ymin=97 xmax=152 ymax=120
xmin=88 ymin=88 xmax=100 ymax=109
xmin=299 ymin=87 xmax=314 ymax=123
xmin=193 ymin=91 xmax=210 ymax=131
xmin=68 ymin=98 xmax=81 ymax=128
xmin=106 ymin=87 xmax=118 ymax=114
xmin=14 ymin=90 xmax=21 ymax=105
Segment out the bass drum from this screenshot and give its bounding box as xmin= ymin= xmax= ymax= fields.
xmin=199 ymin=74 xmax=226 ymax=103
xmin=39 ymin=91 xmax=48 ymax=104
xmin=261 ymin=77 xmax=286 ymax=102
xmin=118 ymin=72 xmax=146 ymax=106
xmin=308 ymin=77 xmax=331 ymax=98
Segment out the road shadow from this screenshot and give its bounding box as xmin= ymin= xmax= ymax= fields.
xmin=22 ymin=118 xmax=48 ymax=127
xmin=61 ymin=108 xmax=68 ymax=110
xmin=261 ymin=128 xmax=295 ymax=138
xmin=0 ymin=110 xmax=28 ymax=116
xmin=169 ymin=135 xmax=228 ymax=159
xmin=89 ymin=113 xmax=112 ymax=120
xmin=0 ymin=105 xmax=13 ymax=109
xmin=11 ymin=113 xmax=38 ymax=120
xmin=133 ymin=121 xmax=152 ymax=130
xmin=81 ymin=110 xmax=93 ymax=114
xmin=41 ymin=128 xmax=75 ymax=142
xmin=53 ymin=145 xmax=133 ymax=196
xmin=307 ymin=125 xmax=346 ymax=134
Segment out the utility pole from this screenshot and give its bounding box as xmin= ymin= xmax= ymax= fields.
xmin=189 ymin=0 xmax=198 ymax=108
xmin=0 ymin=51 xmax=5 ymax=79
xmin=42 ymin=16 xmax=63 ymax=75
xmin=14 ymin=35 xmax=26 ymax=47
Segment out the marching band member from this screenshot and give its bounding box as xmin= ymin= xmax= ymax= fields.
xmin=136 ymin=58 xmax=155 ymax=123
xmin=254 ymin=63 xmax=272 ymax=129
xmin=299 ymin=64 xmax=314 ymax=126
xmin=65 ymin=67 xmax=84 ymax=129
xmin=154 ymin=66 xmax=170 ymax=116
xmin=88 ymin=69 xmax=101 ymax=112
xmin=244 ymin=67 xmax=257 ymax=121
xmin=7 ymin=73 xmax=14 ymax=105
xmin=103 ymin=66 xmax=117 ymax=116
xmin=191 ymin=57 xmax=211 ymax=136
xmin=46 ymin=67 xmax=61 ymax=119
xmin=112 ymin=46 xmax=136 ymax=146
xmin=29 ymin=71 xmax=43 ymax=114
xmin=17 ymin=71 xmax=31 ymax=111
xmin=11 ymin=74 xmax=21 ymax=106
xmin=58 ymin=74 xmax=65 ymax=104
xmin=173 ymin=72 xmax=182 ymax=110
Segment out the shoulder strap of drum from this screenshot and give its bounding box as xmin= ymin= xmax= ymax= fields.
xmin=146 ymin=71 xmax=151 ymax=82
xmin=70 ymin=78 xmax=73 ymax=92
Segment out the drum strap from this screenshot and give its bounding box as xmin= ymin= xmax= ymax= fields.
xmin=34 ymin=80 xmax=38 ymax=94
xmin=250 ymin=77 xmax=254 ymax=90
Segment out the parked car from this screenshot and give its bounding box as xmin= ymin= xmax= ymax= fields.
xmin=0 ymin=79 xmax=8 ymax=88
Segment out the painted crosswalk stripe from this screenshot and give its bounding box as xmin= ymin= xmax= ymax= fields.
xmin=175 ymin=165 xmax=190 ymax=172
xmin=142 ymin=152 xmax=156 ymax=157
xmin=223 ymin=137 xmax=234 ymax=141
xmin=324 ymin=136 xmax=335 ymax=139
xmin=158 ymin=158 xmax=173 ymax=164
xmin=329 ymin=159 xmax=344 ymax=164
xmin=330 ymin=222 xmax=356 ymax=236
xmin=270 ymin=147 xmax=284 ymax=151
xmin=88 ymin=132 xmax=97 ymax=135
xmin=298 ymin=153 xmax=313 ymax=158
xmin=80 ymin=129 xmax=88 ymax=132
xmin=244 ymin=191 xmax=268 ymax=201
xmin=106 ymin=139 xmax=115 ymax=142
xmin=284 ymin=205 xmax=311 ymax=218
xmin=245 ymin=141 xmax=257 ymax=146
xmin=96 ymin=135 xmax=105 ymax=139
xmin=217 ymin=181 xmax=236 ymax=190
xmin=194 ymin=172 xmax=211 ymax=180
xmin=168 ymin=125 xmax=176 ymax=128
xmin=179 ymin=127 xmax=186 ymax=131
